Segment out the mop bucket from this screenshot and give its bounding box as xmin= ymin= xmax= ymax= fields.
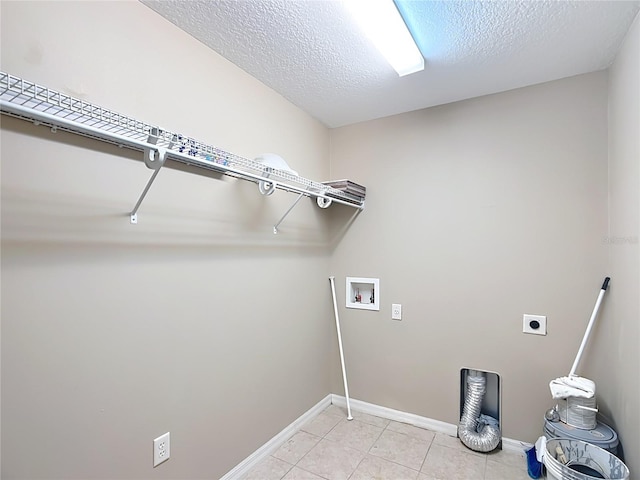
xmin=544 ymin=438 xmax=629 ymax=480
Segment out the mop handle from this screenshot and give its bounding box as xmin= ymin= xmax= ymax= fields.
xmin=329 ymin=276 xmax=353 ymax=420
xmin=569 ymin=277 xmax=610 ymax=377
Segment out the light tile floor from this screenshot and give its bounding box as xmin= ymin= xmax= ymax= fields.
xmin=242 ymin=405 xmax=531 ymax=480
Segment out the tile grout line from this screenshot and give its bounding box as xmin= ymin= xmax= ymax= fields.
xmin=482 ymin=453 xmax=488 ymax=480
xmin=384 ymin=420 xmax=435 ymax=474
xmin=292 ymin=461 xmax=332 ymax=480
xmin=294 ymin=414 xmax=366 ymax=480
xmin=417 ymin=436 xmax=435 ymax=474
xmin=345 ymin=452 xmax=367 ymax=480
xmin=287 ymin=431 xmax=322 ymax=475
xmin=275 ymin=456 xmax=295 ymax=480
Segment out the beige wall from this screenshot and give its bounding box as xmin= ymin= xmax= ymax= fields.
xmin=1 ymin=1 xmax=334 ymax=478
xmin=329 ymin=72 xmax=609 ymax=444
xmin=2 ymin=1 xmax=636 ymax=478
xmin=584 ymin=12 xmax=639 ymax=475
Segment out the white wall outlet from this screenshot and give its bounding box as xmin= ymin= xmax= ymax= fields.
xmin=153 ymin=432 xmax=170 ymax=467
xmin=523 ymin=314 xmax=547 ymax=335
xmin=392 ymin=304 xmax=402 ymax=320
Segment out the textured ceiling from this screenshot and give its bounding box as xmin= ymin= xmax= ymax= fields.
xmin=141 ymin=0 xmax=640 ymax=128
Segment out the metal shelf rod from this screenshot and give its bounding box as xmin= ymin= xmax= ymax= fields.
xmin=1 ymin=99 xmax=157 ymax=154
xmin=1 ymin=99 xmax=363 ymax=210
xmin=0 ymin=72 xmax=365 ymax=230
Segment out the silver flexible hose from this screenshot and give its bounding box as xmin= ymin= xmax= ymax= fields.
xmin=458 ymin=373 xmax=501 ymax=452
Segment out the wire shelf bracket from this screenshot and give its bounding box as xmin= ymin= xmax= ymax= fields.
xmin=0 ymin=72 xmax=365 ymax=231
xmin=129 ymin=128 xmax=175 ymax=223
xmin=273 ymin=193 xmax=304 ymax=234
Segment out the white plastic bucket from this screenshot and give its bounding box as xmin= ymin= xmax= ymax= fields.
xmin=543 ymin=418 xmax=619 ymax=455
xmin=544 ymin=438 xmax=629 ymax=480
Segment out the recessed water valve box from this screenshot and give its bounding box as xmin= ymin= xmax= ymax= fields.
xmin=346 ymin=277 xmax=379 ymax=311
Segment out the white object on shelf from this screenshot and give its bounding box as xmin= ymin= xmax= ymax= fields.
xmin=255 ymin=153 xmax=298 ymax=176
xmin=346 ymin=277 xmax=379 ymax=311
xmin=0 ymin=72 xmax=365 ymax=228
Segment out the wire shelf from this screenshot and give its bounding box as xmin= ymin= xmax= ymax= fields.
xmin=0 ymin=72 xmax=365 ymax=211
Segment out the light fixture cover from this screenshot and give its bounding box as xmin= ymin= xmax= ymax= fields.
xmin=346 ymin=0 xmax=424 ymax=76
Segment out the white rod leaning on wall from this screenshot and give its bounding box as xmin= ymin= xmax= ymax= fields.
xmin=329 ymin=276 xmax=353 ymax=421
xmin=569 ymin=277 xmax=610 ymax=377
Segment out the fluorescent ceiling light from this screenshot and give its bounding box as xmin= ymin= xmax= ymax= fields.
xmin=345 ymin=0 xmax=424 ymax=77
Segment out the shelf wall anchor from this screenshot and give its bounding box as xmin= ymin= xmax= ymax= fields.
xmin=273 ymin=193 xmax=305 ymax=234
xmin=258 ymin=180 xmax=276 ymax=196
xmin=143 ymin=146 xmax=167 ymax=170
xmin=317 ymin=196 xmax=333 ymax=209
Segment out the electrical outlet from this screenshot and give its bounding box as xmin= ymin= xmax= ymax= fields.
xmin=153 ymin=432 xmax=170 ymax=467
xmin=392 ymin=304 xmax=402 ymax=320
xmin=523 ymin=314 xmax=546 ymax=335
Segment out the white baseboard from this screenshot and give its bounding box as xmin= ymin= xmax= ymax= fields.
xmin=502 ymin=436 xmax=533 ymax=453
xmin=330 ymin=394 xmax=457 ymax=437
xmin=331 ymin=394 xmax=531 ymax=454
xmin=219 ymin=394 xmax=332 ymax=480
xmin=221 ymin=393 xmax=531 ymax=479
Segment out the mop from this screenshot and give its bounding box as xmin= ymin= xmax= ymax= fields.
xmin=527 ymin=277 xmax=610 ymax=479
xmin=548 ymin=277 xmax=610 ymax=427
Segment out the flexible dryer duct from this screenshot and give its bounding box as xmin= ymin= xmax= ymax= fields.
xmin=458 ymin=372 xmax=501 ymax=453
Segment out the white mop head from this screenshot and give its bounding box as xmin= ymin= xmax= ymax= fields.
xmin=549 ymin=375 xmax=596 ymax=399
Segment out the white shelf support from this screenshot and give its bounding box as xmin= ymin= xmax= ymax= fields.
xmin=130 ymin=130 xmax=169 ymax=223
xmin=273 ymin=193 xmax=305 ymax=234
xmin=130 ymin=167 xmax=163 ymax=224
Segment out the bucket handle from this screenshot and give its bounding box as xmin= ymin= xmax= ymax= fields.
xmin=574 ymin=405 xmax=598 ymax=413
